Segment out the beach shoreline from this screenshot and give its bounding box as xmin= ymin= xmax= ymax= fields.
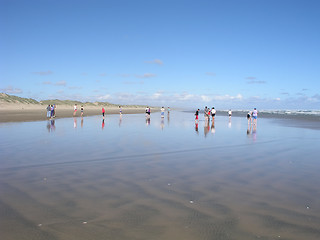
xmin=0 ymin=104 xmax=151 ymax=123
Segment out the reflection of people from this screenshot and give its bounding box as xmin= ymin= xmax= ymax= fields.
xmin=228 ymin=117 xmax=232 ymax=128
xmin=73 ymin=117 xmax=77 ymax=128
xmin=51 ymin=119 xmax=55 ymax=131
xmin=119 ymin=115 xmax=122 ymax=127
xmin=211 ymin=119 xmax=215 ymax=134
xmin=102 ymin=119 xmax=105 ymax=129
xmin=73 ymin=104 xmax=77 ymax=116
xmin=204 ymin=118 xmax=210 ymax=137
xmin=46 ymin=120 xmax=55 ymax=132
xmin=195 ymin=122 xmax=199 ymax=134
xmin=146 ymin=117 xmax=150 ymax=125
xmin=161 ymin=117 xmax=164 ymax=130
xmin=102 ymin=107 xmax=105 ymax=118
xmin=81 ymin=105 xmax=84 ymax=117
xmin=81 ymin=117 xmax=84 ymax=128
xmin=161 ymin=107 xmax=165 ymax=118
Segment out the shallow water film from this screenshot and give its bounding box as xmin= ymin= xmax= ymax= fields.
xmin=1 ymin=112 xmax=320 ymax=240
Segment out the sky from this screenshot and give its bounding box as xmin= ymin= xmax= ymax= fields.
xmin=1 ymin=0 xmax=320 ymax=110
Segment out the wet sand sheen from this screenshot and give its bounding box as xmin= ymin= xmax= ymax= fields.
xmin=0 ymin=113 xmax=319 ymax=239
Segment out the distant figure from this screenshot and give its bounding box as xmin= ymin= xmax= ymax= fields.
xmin=51 ymin=105 xmax=54 ymax=118
xmin=228 ymin=109 xmax=232 ymax=118
xmin=53 ymin=104 xmax=56 ymax=117
xmin=247 ymin=111 xmax=252 ymax=124
xmin=161 ymin=107 xmax=165 ymax=118
xmin=195 ymin=109 xmax=199 ymax=122
xmin=102 ymin=107 xmax=105 ymax=118
xmin=81 ymin=105 xmax=84 ymax=117
xmin=204 ymin=106 xmax=208 ymax=118
xmin=211 ymin=107 xmax=216 ymax=119
xmin=252 ymin=108 xmax=258 ymax=125
xmin=73 ymin=104 xmax=77 ymax=116
xmin=145 ymin=106 xmax=151 ymax=118
xmin=167 ymin=107 xmax=170 ymax=114
xmin=46 ymin=105 xmax=51 ymax=119
xmin=119 ymin=106 xmax=122 ymax=115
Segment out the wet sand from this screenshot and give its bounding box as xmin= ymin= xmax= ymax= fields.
xmin=0 ymin=113 xmax=319 ymax=239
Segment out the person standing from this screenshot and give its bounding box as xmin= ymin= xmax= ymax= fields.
xmin=247 ymin=111 xmax=252 ymax=124
xmin=46 ymin=105 xmax=51 ymax=119
xmin=228 ymin=109 xmax=232 ymax=118
xmin=102 ymin=107 xmax=105 ymax=118
xmin=252 ymin=108 xmax=258 ymax=125
xmin=81 ymin=105 xmax=84 ymax=117
xmin=119 ymin=106 xmax=122 ymax=115
xmin=161 ymin=107 xmax=165 ymax=118
xmin=73 ymin=104 xmax=77 ymax=116
xmin=211 ymin=107 xmax=216 ymax=119
xmin=195 ymin=109 xmax=199 ymax=122
xmin=51 ymin=105 xmax=54 ymax=118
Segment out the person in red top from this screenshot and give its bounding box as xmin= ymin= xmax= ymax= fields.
xmin=102 ymin=107 xmax=105 ymax=118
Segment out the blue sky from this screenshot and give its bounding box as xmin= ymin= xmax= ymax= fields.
xmin=1 ymin=0 xmax=319 ymax=110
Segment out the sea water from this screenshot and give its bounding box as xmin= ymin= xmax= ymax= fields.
xmin=0 ymin=111 xmax=319 ymax=240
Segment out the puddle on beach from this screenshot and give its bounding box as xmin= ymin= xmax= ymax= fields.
xmin=0 ymin=112 xmax=320 ymax=240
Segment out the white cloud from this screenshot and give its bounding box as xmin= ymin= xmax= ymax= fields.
xmin=33 ymin=70 xmax=53 ymax=76
xmin=152 ymin=92 xmax=163 ymax=99
xmin=135 ymin=73 xmax=156 ymax=78
xmin=1 ymin=86 xmax=23 ymax=94
xmin=55 ymin=81 xmax=67 ymax=86
xmin=145 ymin=59 xmax=163 ymax=65
xmin=97 ymin=94 xmax=112 ymax=100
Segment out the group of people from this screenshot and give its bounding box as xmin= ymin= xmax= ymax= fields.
xmin=247 ymin=108 xmax=258 ymax=125
xmin=46 ymin=104 xmax=56 ymax=119
xmin=195 ymin=106 xmax=217 ymax=122
xmin=73 ymin=104 xmax=84 ymax=117
xmin=195 ymin=106 xmax=258 ymax=123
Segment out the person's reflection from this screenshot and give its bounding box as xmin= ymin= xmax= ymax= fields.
xmin=228 ymin=117 xmax=232 ymax=128
xmin=195 ymin=122 xmax=199 ymax=134
xmin=46 ymin=120 xmax=56 ymax=132
xmin=211 ymin=118 xmax=215 ymax=134
xmin=252 ymin=123 xmax=257 ymax=141
xmin=146 ymin=117 xmax=150 ymax=126
xmin=47 ymin=120 xmax=51 ymax=132
xmin=50 ymin=119 xmax=55 ymax=131
xmin=167 ymin=113 xmax=170 ymax=125
xmin=161 ymin=117 xmax=164 ymax=130
xmin=81 ymin=117 xmax=84 ymax=128
xmin=102 ymin=119 xmax=105 ymax=129
xmin=204 ymin=118 xmax=210 ymax=137
xmin=119 ymin=115 xmax=122 ymax=127
xmin=73 ymin=117 xmax=77 ymax=128
xmin=247 ymin=124 xmax=252 ymax=135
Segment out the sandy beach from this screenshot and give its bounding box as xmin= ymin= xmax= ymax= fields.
xmin=0 ymin=103 xmax=151 ymax=123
